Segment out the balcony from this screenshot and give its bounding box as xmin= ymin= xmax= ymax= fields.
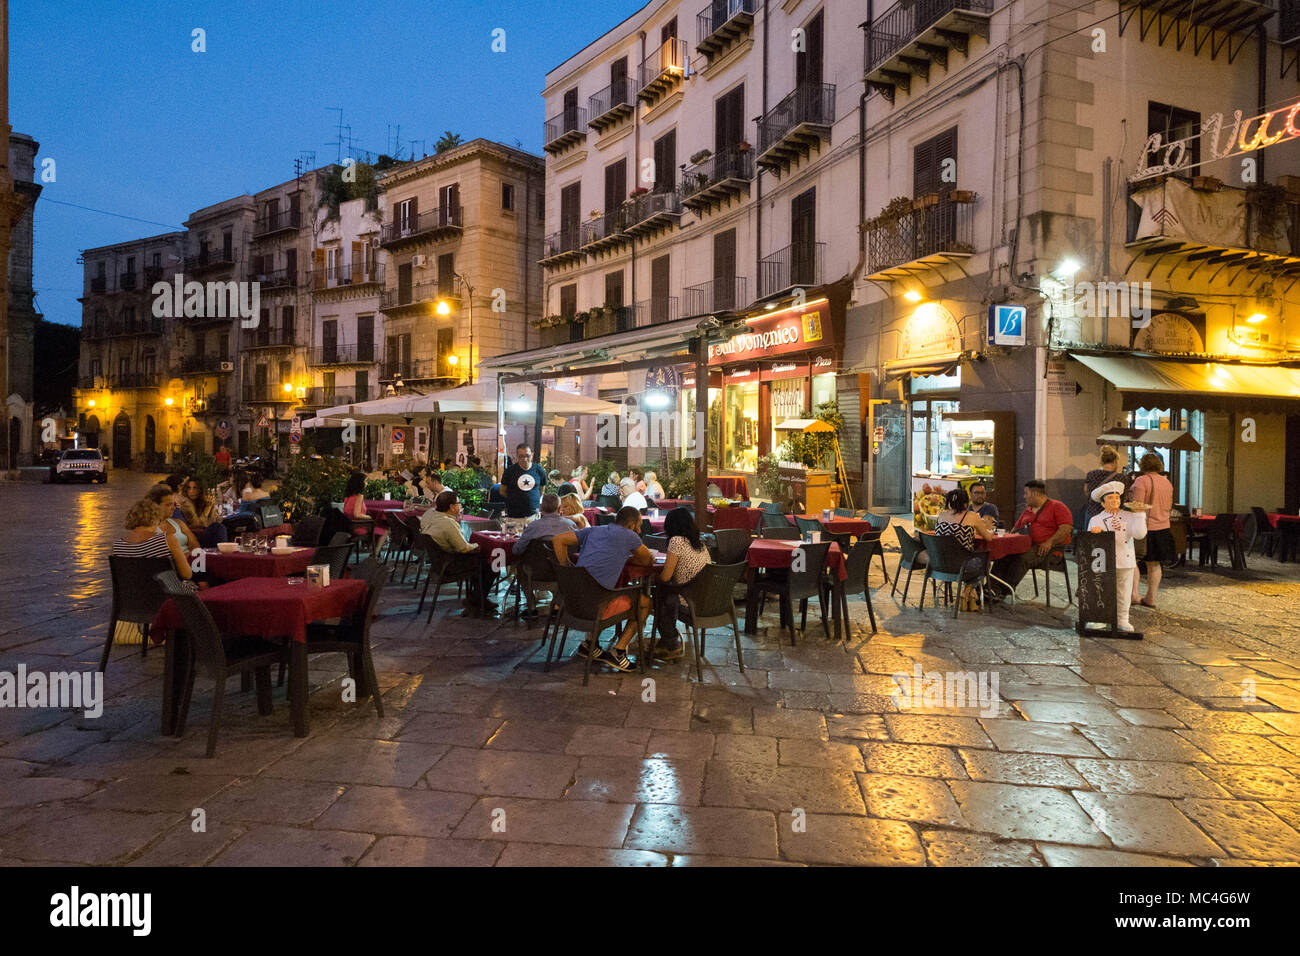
xmin=865 ymin=192 xmax=977 ymax=280
xmin=580 ymin=213 xmax=632 ymax=255
xmin=541 ymin=229 xmax=585 ymax=268
xmin=202 ymin=395 xmax=233 ymax=416
xmin=108 ymin=373 xmax=161 ymax=390
xmin=242 ymin=326 xmax=296 ymax=350
xmin=248 ymin=267 xmax=298 ymax=290
xmin=379 ymin=358 xmax=459 ymax=383
xmin=184 ymin=249 xmax=236 ymax=273
xmin=89 ymin=276 xmax=108 ymax=295
xmin=865 ymin=0 xmax=993 ymax=103
xmin=379 ymin=206 xmax=463 ymax=249
xmin=108 ymin=317 xmax=163 ymax=337
xmin=634 ymin=296 xmax=681 ymax=327
xmin=696 ymin=0 xmax=756 ymax=61
xmin=756 ymin=84 xmax=835 ymax=176
xmin=309 ymin=343 xmax=378 ymax=366
xmin=253 ymin=207 xmax=302 ymax=238
xmin=536 ymin=306 xmax=636 ymax=347
xmin=621 ymin=190 xmax=683 ymax=239
xmin=681 ymin=147 xmax=754 ymax=214
xmin=311 ymin=261 xmax=385 ymax=292
xmin=119 ymin=272 xmax=138 ymax=292
xmin=588 ymin=78 xmax=637 ymax=134
xmin=298 ymin=388 xmax=356 ymax=408
xmin=543 ymin=107 xmax=588 ymax=155
xmin=683 ymin=276 xmax=748 ymax=316
xmin=179 ymin=354 xmax=235 ymax=375
xmin=242 ymin=385 xmax=299 ymax=405
xmin=381 ymin=280 xmax=446 ymax=313
xmin=758 ymin=242 xmax=826 ymax=298
xmin=638 ymin=38 xmax=688 ymax=105
xmin=1117 ymin=0 xmax=1275 ymax=65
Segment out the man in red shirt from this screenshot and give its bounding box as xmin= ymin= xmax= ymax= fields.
xmin=989 ymin=479 xmax=1075 ymax=598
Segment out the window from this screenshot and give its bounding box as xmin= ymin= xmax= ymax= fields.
xmin=357 ymin=315 xmax=374 ymax=362
xmin=96 ymin=261 xmax=106 ymax=280
xmin=438 ymin=253 xmax=455 ymax=297
xmin=606 ymin=270 xmax=627 ymax=331
xmin=502 ymin=182 xmax=515 ymax=211
xmin=1148 ymin=102 xmax=1200 ymax=173
xmin=125 ymin=256 xmax=136 ymax=277
xmin=195 ymin=332 xmax=206 ymax=357
xmin=796 ymin=9 xmax=824 ymax=89
xmin=323 ymin=371 xmax=336 ymax=401
xmin=651 ymin=255 xmax=671 ymax=324
xmin=222 ymin=230 xmax=233 ymax=260
xmin=914 ymin=127 xmax=958 ymax=196
xmin=437 ymin=327 xmax=455 ymax=377
xmin=398 ymin=262 xmax=413 ymax=304
xmin=560 ymin=182 xmax=581 ymax=245
xmin=279 ymin=360 xmax=292 ymax=386
xmin=285 ymin=248 xmax=296 ymax=281
xmin=218 ymin=332 xmax=229 ymax=360
xmin=661 ymin=16 xmax=677 ymax=43
xmin=559 ymin=284 xmax=577 ymax=318
xmin=714 ymin=229 xmax=737 ymax=310
xmin=90 ymin=359 xmax=102 ymax=379
xmin=791 ymin=188 xmax=817 ymax=286
xmin=653 ymin=130 xmax=676 ymax=193
xmin=439 ymin=183 xmax=460 ymax=220
xmin=611 ymin=56 xmax=629 ymax=103
xmin=563 ymin=87 xmax=579 ymax=132
xmin=605 ymin=159 xmax=627 ymax=215
xmin=322 ymin=320 xmax=338 ymax=362
xmin=281 ymin=306 xmax=295 ymax=339
xmin=398 ymin=198 xmax=417 ymax=234
xmin=716 ymin=84 xmax=745 ymax=155
xmin=122 ymin=304 xmax=136 ymax=332
xmin=536 ymin=192 xmax=545 ymax=220
xmin=152 ymin=252 xmax=161 ymax=269
xmin=119 ymin=357 xmax=131 ymax=379
xmin=326 ymin=247 xmax=339 ymax=276
xmin=355 ymin=370 xmax=369 ymax=403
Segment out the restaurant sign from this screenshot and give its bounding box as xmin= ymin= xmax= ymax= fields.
xmin=708 ymin=305 xmax=828 ymax=366
xmin=900 ymin=303 xmax=962 ymax=358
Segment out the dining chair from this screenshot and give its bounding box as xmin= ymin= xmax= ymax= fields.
xmin=290 ymin=515 xmax=325 ymax=547
xmin=381 ymin=517 xmax=411 ymax=569
xmin=754 ymin=540 xmax=831 ymax=645
xmin=918 ymin=534 xmax=988 ymax=619
xmin=891 ymin=526 xmax=927 ymax=605
xmin=759 ymin=510 xmax=790 ymax=532
xmin=1030 ymin=545 xmax=1075 ymax=606
xmin=596 ymin=512 xmax=616 ymax=526
xmin=833 ymin=507 xmax=855 ymax=518
xmin=857 ymin=529 xmax=890 ymax=585
xmin=710 ymin=528 xmax=751 ymax=565
xmin=153 ymin=570 xmax=286 ymax=757
xmin=841 ymin=538 xmax=879 ymax=633
xmin=760 ymin=501 xmax=784 ymax=515
xmin=677 ymin=562 xmax=748 ymax=681
xmin=794 ymin=516 xmax=823 ymax=536
xmin=400 ymin=515 xmax=424 ymax=582
xmin=311 ymin=541 xmax=354 ymax=582
xmin=101 ymin=555 xmax=174 ymax=672
xmin=547 ymin=564 xmax=646 ymax=685
xmin=865 ymin=512 xmax=892 ymax=533
xmin=515 ymin=539 xmax=559 ymax=641
xmin=302 ymin=566 xmax=388 ymax=717
xmin=760 ymin=525 xmax=801 ymax=541
xmin=417 ymin=536 xmax=480 ymax=621
xmin=597 ymin=494 xmax=621 ymax=510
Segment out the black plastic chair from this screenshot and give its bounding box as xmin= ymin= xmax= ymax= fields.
xmin=857 ymin=529 xmax=890 ymax=585
xmin=101 ymin=555 xmax=174 ymax=672
xmin=865 ymin=512 xmax=891 ymax=533
xmin=302 ymin=566 xmax=388 ymax=717
xmin=290 ymin=515 xmax=325 ymax=547
xmin=760 ymin=510 xmax=791 ymax=531
xmin=154 ymin=570 xmax=285 ymax=757
xmin=834 ymin=508 xmax=855 ymax=518
xmin=711 ymin=528 xmax=751 ymax=565
xmin=311 ymin=541 xmax=354 ymax=582
xmin=597 ymin=494 xmax=621 ymax=510
xmin=677 ymin=562 xmax=748 ymax=682
xmin=416 ymin=535 xmax=481 ymax=621
xmin=1030 ymin=545 xmax=1075 ymax=606
xmin=841 ymin=538 xmax=879 ymax=633
xmin=760 ymin=501 xmax=784 ymax=514
xmin=754 ymin=541 xmax=831 ymax=645
xmin=891 ymin=525 xmax=927 ymax=605
xmin=760 ymin=524 xmax=801 ymax=541
xmin=596 ymin=512 xmax=616 ymax=526
xmin=919 ymin=534 xmax=988 ymax=618
xmin=381 ymin=517 xmax=412 ymax=569
xmin=515 ymin=539 xmax=559 ymax=640
xmin=400 ymin=515 xmax=424 ymax=582
xmin=547 ymin=564 xmax=645 ymax=685
xmin=642 ymin=533 xmax=668 ymax=551
xmin=794 ymin=516 xmax=823 ymax=536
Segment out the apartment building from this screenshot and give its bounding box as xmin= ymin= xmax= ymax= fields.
xmin=75 ymin=231 xmax=185 ymax=469
xmin=488 ymin=0 xmax=864 ymax=481
xmin=376 ymin=139 xmax=544 ymax=393
xmin=3 ymin=131 xmax=39 ymax=468
xmin=852 ymin=0 xmax=1300 ymax=516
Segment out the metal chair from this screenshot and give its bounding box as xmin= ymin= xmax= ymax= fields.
xmin=760 ymin=524 xmax=801 ymax=540
xmin=677 ymin=562 xmax=748 ymax=681
xmin=918 ymin=534 xmax=988 ymax=618
xmin=290 ymin=515 xmax=325 ymax=547
xmin=302 ymin=566 xmax=388 ymax=717
xmin=754 ymin=541 xmax=831 ymax=645
xmin=546 ymin=564 xmax=646 ymax=686
xmin=891 ymin=525 xmax=927 ymax=605
xmin=101 ymin=555 xmax=174 ymax=672
xmin=841 ymin=538 xmax=879 ymax=633
xmin=153 ymin=570 xmax=285 ymax=758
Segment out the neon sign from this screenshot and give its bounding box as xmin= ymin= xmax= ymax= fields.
xmin=1131 ymin=100 xmax=1300 ymax=182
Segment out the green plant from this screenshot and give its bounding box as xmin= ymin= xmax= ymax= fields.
xmin=271 ymin=454 xmax=353 ymax=523
xmin=756 ymin=453 xmax=783 ymax=500
xmin=318 ymin=161 xmax=378 ymax=221
xmin=364 ymin=478 xmax=408 ymax=501
xmin=778 ymin=401 xmax=843 ymax=469
xmin=435 ymin=131 xmax=464 ymax=154
xmin=663 ymin=457 xmax=697 ymax=499
xmin=175 ymin=447 xmax=223 ymax=490
xmin=585 ymin=459 xmax=617 ymax=493
xmin=440 ymin=467 xmax=487 ymax=514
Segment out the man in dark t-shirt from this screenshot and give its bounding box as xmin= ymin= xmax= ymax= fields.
xmin=500 ymin=444 xmax=548 ymax=518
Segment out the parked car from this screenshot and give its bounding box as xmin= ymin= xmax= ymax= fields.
xmin=52 ymin=448 xmax=108 ymax=483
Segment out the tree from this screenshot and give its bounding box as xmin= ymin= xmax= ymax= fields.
xmin=435 ymin=132 xmax=464 ymax=154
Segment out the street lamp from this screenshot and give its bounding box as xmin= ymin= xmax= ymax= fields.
xmin=435 ymin=272 xmax=475 ymax=384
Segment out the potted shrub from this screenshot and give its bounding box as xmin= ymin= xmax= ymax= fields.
xmin=949 ymin=189 xmax=975 ymax=203
xmin=736 ymin=141 xmax=751 ymax=153
xmin=629 ymin=186 xmax=649 ymax=199
xmin=689 ymin=148 xmax=712 ymax=165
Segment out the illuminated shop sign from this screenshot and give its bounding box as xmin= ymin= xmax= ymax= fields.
xmin=708 ymin=303 xmax=829 ymax=365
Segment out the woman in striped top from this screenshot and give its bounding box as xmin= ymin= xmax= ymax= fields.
xmin=932 ymin=487 xmax=995 ymax=552
xmin=113 ymin=498 xmax=198 ymax=590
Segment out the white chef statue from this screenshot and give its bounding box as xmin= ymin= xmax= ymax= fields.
xmin=1086 ymin=479 xmax=1149 ymax=632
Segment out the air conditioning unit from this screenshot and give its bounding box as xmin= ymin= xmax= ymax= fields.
xmin=220 ymin=361 xmax=235 ymax=372
xmin=412 ymin=254 xmax=427 ymax=267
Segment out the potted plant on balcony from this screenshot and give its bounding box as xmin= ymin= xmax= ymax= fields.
xmin=590 ymin=209 xmax=602 ymax=219
xmin=587 ymin=304 xmax=606 ymax=322
xmin=628 ymin=186 xmax=649 ymax=201
xmin=913 ymin=192 xmax=940 ymax=210
xmin=574 ymin=310 xmax=591 ymax=324
xmin=736 ymin=141 xmax=752 ymax=153
xmin=869 ymin=196 xmax=915 ymax=231
xmin=689 ymin=148 xmax=713 ymax=165
xmin=949 ymin=190 xmax=975 ymax=203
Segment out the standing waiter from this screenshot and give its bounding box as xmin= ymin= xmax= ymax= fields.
xmin=500 ymin=444 xmax=548 ymax=518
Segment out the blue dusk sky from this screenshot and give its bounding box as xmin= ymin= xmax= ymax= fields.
xmin=11 ymin=0 xmax=648 ymax=327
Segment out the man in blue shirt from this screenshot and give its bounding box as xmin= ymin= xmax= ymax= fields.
xmin=970 ymin=481 xmax=1000 ymax=524
xmin=501 ymin=444 xmax=549 ymax=518
xmin=551 ymin=506 xmax=653 ymax=672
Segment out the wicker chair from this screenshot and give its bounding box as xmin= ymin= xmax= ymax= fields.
xmin=753 ymin=541 xmax=831 ymax=645
xmin=677 ymin=562 xmax=748 ymax=681
xmin=547 ymin=564 xmax=646 ymax=685
xmin=101 ymin=555 xmax=174 ymax=672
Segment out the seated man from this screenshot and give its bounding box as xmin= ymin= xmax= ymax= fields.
xmin=514 ymin=493 xmax=576 ymax=554
xmin=988 ymin=479 xmax=1074 ymax=598
xmin=618 ymin=477 xmax=648 ymax=511
xmin=419 ymin=490 xmax=499 ymax=613
xmin=970 ymin=480 xmax=1000 ymax=524
xmin=551 ymin=506 xmax=653 ymax=673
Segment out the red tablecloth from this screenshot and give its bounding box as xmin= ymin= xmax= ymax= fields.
xmin=792 ymin=514 xmax=873 ymax=536
xmin=654 ymin=499 xmax=694 ymax=510
xmin=919 ymin=530 xmax=1030 ymax=561
xmin=153 ymin=577 xmax=368 ymax=644
xmin=204 ymin=547 xmax=317 ymax=580
xmin=583 ymin=507 xmax=610 ymax=525
xmin=622 ymin=551 xmax=666 ymax=583
xmin=713 ymin=507 xmax=763 ymax=531
xmin=1189 ymin=514 xmax=1245 ymax=534
xmin=746 ymin=540 xmax=847 ymax=581
xmin=462 ymin=515 xmax=494 ymax=530
xmin=469 ymin=532 xmax=521 ymax=565
xmin=709 ymin=476 xmax=749 ymax=500
xmin=1268 ymin=513 xmax=1300 ymax=527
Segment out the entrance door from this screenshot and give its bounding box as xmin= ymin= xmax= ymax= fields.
xmin=145 ymin=415 xmax=156 ymax=470
xmin=7 ymin=418 xmax=20 ymax=469
xmin=871 ymin=400 xmax=909 ymax=512
xmin=112 ymin=412 xmax=132 ymax=469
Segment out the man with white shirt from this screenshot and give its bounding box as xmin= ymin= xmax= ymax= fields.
xmin=1086 ymin=480 xmax=1149 ymax=632
xmin=618 ymin=477 xmax=648 ymax=511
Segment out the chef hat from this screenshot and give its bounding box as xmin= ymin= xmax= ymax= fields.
xmin=1091 ymin=480 xmax=1126 ymax=503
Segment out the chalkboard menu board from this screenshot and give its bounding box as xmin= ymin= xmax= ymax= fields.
xmin=1075 ymin=531 xmax=1142 ymax=640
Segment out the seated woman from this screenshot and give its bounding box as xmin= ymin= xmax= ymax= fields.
xmin=932 ymin=487 xmax=995 ymax=552
xmin=241 ymin=472 xmax=270 ymax=504
xmin=146 ymin=483 xmax=192 ymax=554
xmin=653 ymin=508 xmax=710 ymax=662
xmin=114 ymin=498 xmax=199 ymax=590
xmin=178 ymin=477 xmax=229 ymax=548
xmin=629 ymin=468 xmax=646 ymax=494
xmin=570 ymin=467 xmax=591 ymax=500
xmin=600 ymin=472 xmax=621 ymax=498
xmin=342 ymin=470 xmax=382 ymax=551
xmin=216 ymin=467 xmax=246 ymax=514
xmin=643 ymin=470 xmax=665 ymax=501
xmin=559 ymin=492 xmax=589 ymax=529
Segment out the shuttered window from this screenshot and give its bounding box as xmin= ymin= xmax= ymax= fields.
xmin=913 ymin=127 xmax=958 ymax=197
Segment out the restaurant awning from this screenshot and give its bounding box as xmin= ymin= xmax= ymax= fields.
xmin=884 ymin=353 xmax=962 ymax=379
xmin=1072 ymin=354 xmax=1300 ymax=404
xmin=1096 ymin=428 xmax=1202 ymax=453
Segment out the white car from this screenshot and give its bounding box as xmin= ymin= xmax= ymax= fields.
xmin=54 ymin=448 xmax=108 ymax=483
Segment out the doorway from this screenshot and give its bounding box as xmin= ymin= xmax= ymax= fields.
xmin=145 ymin=415 xmax=158 ymax=471
xmin=112 ymin=412 xmax=132 ymax=468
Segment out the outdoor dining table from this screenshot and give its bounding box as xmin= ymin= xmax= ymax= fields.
xmin=1268 ymin=513 xmax=1300 ymax=562
xmin=203 ymin=546 xmax=317 ymax=581
xmin=152 ymin=576 xmax=368 ymax=738
xmin=743 ymin=539 xmax=850 ymax=640
xmin=1187 ymin=514 xmax=1250 ymax=569
xmin=469 ymin=531 xmax=521 ymax=565
xmin=790 ymin=513 xmax=874 ymax=536
xmin=917 ymin=529 xmax=1031 ymax=604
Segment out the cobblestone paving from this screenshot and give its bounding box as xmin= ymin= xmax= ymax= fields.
xmin=2 ymin=473 xmax=1299 ymax=866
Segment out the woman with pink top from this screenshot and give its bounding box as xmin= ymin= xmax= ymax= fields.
xmin=1128 ymin=453 xmax=1174 ymax=607
xmin=343 ymin=471 xmax=384 ymax=550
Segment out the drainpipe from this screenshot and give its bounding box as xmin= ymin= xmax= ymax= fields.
xmin=632 ymin=31 xmax=646 ymax=316
xmin=756 ymin=0 xmax=769 ymax=291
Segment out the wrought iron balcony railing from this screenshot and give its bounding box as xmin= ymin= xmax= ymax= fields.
xmin=622 ymin=189 xmax=683 ymax=237
xmin=243 ymin=326 xmax=297 ymax=349
xmin=381 ymin=279 xmax=447 ymax=311
xmin=866 ymin=192 xmax=977 ymax=276
xmin=758 ymin=242 xmax=826 ymax=297
xmin=680 ymin=146 xmax=754 ymax=212
xmin=756 ymin=84 xmax=836 ymax=170
xmin=299 ymin=388 xmax=356 ymax=407
xmin=634 ymin=295 xmax=681 ymax=327
xmin=184 ymin=249 xmax=236 ymax=272
xmin=310 ymin=261 xmax=385 ymax=290
xmin=588 ymin=78 xmax=637 ymax=132
xmin=638 ymin=38 xmax=688 ymax=102
xmin=380 ymin=206 xmax=463 ymax=246
xmin=683 ymin=276 xmax=748 ymax=315
xmin=544 ymin=107 xmax=588 ymax=153
xmin=696 ymin=0 xmax=757 ymax=59
xmin=253 ymin=207 xmax=302 ymax=237
xmin=309 ymin=343 xmax=378 ymax=366
xmin=865 ymin=0 xmax=993 ymax=101
xmin=542 ymin=228 xmax=584 ymax=264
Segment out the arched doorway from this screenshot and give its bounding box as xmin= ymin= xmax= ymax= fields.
xmin=144 ymin=416 xmax=157 ymax=471
xmin=82 ymin=414 xmax=100 ymax=450
xmin=112 ymin=412 xmax=132 ymax=468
